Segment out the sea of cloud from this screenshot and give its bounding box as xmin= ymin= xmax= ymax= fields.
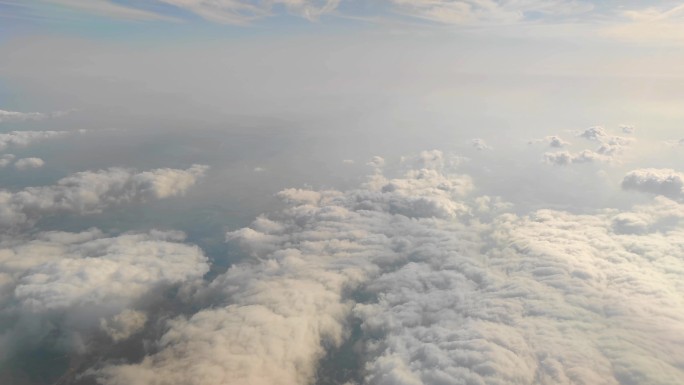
xmin=1 ymin=107 xmax=683 ymax=385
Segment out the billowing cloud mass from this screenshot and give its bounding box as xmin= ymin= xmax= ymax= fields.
xmin=0 ymin=229 xmax=209 ymax=357
xmin=94 ymin=151 xmax=684 ymax=385
xmin=14 ymin=157 xmax=45 ymax=170
xmin=0 ymin=164 xmax=208 ymax=229
xmin=622 ymin=168 xmax=684 ymax=200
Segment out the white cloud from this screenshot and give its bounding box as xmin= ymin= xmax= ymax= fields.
xmin=14 ymin=157 xmax=44 ymax=170
xmin=529 ymin=135 xmax=571 ymax=148
xmin=0 ymin=109 xmax=46 ymax=123
xmin=94 ymin=151 xmax=474 ymax=385
xmin=545 ymin=126 xmax=635 ymax=166
xmin=0 ymin=229 xmax=209 ymax=356
xmin=544 ymin=149 xmax=607 ymax=165
xmin=0 ymin=130 xmax=69 ymax=151
xmin=622 ymin=168 xmax=684 ymax=200
xmin=547 ymin=135 xmax=570 ymax=147
xmin=578 ymin=125 xmax=608 ymax=140
xmin=0 ymin=164 xmax=208 ymax=229
xmin=94 ymin=152 xmax=684 ymax=385
xmin=0 ymin=108 xmax=72 ymax=123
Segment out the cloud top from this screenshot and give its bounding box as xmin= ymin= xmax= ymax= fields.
xmin=0 ymin=164 xmax=208 ymax=229
xmin=622 ymin=168 xmax=684 ymax=200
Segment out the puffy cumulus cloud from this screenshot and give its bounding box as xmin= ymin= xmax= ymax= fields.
xmin=0 ymin=164 xmax=208 ymax=229
xmin=622 ymin=168 xmax=684 ymax=200
xmin=578 ymin=126 xmax=635 ymax=153
xmin=543 ymin=149 xmax=608 ymax=165
xmin=95 ymin=150 xmax=684 ymax=385
xmin=94 ymin=150 xmax=478 ymax=385
xmin=595 ymin=135 xmax=635 ymax=156
xmin=579 ymin=125 xmax=608 ymax=140
xmin=14 ymin=157 xmax=45 ymax=170
xmin=158 ymin=0 xmax=339 ymax=24
xmin=0 ymin=229 xmax=209 ymax=356
xmin=544 ymin=126 xmax=635 ymax=166
xmin=546 ymin=135 xmax=570 ymax=148
xmin=0 ymin=130 xmax=69 ymax=151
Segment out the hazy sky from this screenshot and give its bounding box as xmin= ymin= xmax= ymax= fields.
xmin=2 ymin=2 xmax=684 ymax=385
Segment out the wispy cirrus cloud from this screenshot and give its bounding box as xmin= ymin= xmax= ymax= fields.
xmin=37 ymin=0 xmax=177 ymax=21
xmin=158 ymin=0 xmax=340 ymax=24
xmin=389 ymin=0 xmax=593 ymax=25
xmin=602 ymin=3 xmax=684 ymax=43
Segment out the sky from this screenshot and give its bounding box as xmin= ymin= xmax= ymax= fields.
xmin=2 ymin=1 xmax=684 ymax=385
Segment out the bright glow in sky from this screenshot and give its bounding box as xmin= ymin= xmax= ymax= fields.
xmin=2 ymin=2 xmax=684 ymax=385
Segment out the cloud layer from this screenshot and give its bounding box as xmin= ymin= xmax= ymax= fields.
xmin=94 ymin=152 xmax=684 ymax=385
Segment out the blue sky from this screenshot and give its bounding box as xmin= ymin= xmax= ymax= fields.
xmin=2 ymin=0 xmax=684 ymax=42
